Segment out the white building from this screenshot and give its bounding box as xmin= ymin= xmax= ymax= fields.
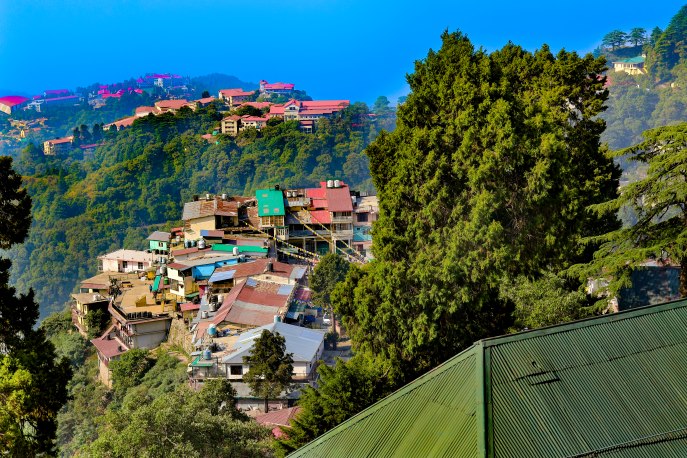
xmin=98 ymin=249 xmax=154 ymax=273
xmin=221 ymin=322 xmax=324 ymax=381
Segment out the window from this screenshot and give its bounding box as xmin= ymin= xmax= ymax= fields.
xmin=122 ymin=261 xmax=128 ymax=269
xmin=357 ymin=213 xmax=368 ymax=223
xmin=138 ymin=262 xmax=143 ymax=270
xmin=230 ymin=365 xmax=243 ymax=375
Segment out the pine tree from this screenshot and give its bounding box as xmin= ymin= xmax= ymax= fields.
xmin=575 ymin=123 xmax=687 ymax=301
xmin=0 ymin=157 xmax=72 ymax=456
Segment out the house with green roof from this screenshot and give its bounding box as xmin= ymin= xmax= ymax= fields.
xmin=290 ymin=299 xmax=687 ymax=457
xmin=613 ymin=55 xmax=646 ymax=75
xmin=256 ymin=188 xmax=287 ymax=239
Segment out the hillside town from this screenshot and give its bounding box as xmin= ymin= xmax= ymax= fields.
xmin=71 ymin=179 xmax=376 ymax=419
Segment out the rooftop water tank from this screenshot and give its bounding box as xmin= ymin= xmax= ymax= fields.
xmin=232 ymin=246 xmax=239 ymax=256
xmin=208 ymin=302 xmax=216 ymax=312
xmin=327 ymin=180 xmax=334 ymax=188
xmin=221 ymin=193 xmax=227 ymax=200
xmin=198 ymin=239 xmax=206 ymax=249
xmin=274 ymin=315 xmax=282 ymax=323
xmin=206 ymin=193 xmax=211 ymax=200
xmin=217 ymin=294 xmax=224 ymax=304
xmin=160 ymin=265 xmax=167 ymax=275
xmin=203 ymin=348 xmax=212 ymax=360
xmin=208 ymin=323 xmax=217 ymax=336
xmin=334 ymin=179 xmax=341 ymax=188
xmin=201 ymin=310 xmax=209 ymax=319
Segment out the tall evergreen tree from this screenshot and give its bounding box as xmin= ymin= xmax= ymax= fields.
xmin=576 ymin=123 xmax=687 ymax=300
xmin=0 ymin=157 xmax=71 ymax=456
xmin=333 ymin=31 xmax=620 ymax=383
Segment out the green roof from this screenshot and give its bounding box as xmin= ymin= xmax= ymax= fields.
xmin=290 ymin=299 xmax=687 ymax=457
xmin=211 ymin=244 xmax=268 ymax=254
xmin=256 ymin=189 xmax=285 ymax=217
xmin=616 ymin=56 xmax=645 ymax=64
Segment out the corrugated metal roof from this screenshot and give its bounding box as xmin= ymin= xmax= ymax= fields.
xmin=291 ymin=347 xmax=480 ymax=457
xmin=290 ymin=299 xmax=687 ymax=458
xmin=223 ymin=322 xmax=324 ymax=364
xmin=208 ymin=270 xmax=235 ymax=283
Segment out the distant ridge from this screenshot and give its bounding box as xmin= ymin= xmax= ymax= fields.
xmin=191 ymin=73 xmax=259 ymax=95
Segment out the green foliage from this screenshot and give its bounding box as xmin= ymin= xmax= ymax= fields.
xmin=0 ymin=157 xmax=72 ymax=456
xmin=575 ymin=123 xmax=687 ymax=302
xmin=276 ymin=357 xmax=394 ymax=456
xmin=500 ymin=271 xmax=591 ymax=330
xmin=109 ymin=348 xmax=151 ymax=396
xmin=84 ymin=308 xmax=110 ymax=339
xmin=602 ymin=30 xmax=629 ymax=50
xmin=647 ymin=6 xmax=687 ymax=81
xmin=56 ymin=350 xmax=187 ymax=455
xmin=334 ymin=31 xmax=619 ymax=383
xmin=243 ymin=330 xmax=294 ymax=413
xmin=39 ymin=307 xmax=72 ymax=338
xmin=309 ymin=253 xmax=350 ymax=309
xmin=0 ymin=157 xmax=32 ymax=249
xmin=83 ymin=382 xmax=272 ymax=458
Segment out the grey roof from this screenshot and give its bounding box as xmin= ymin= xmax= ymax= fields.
xmin=223 ymin=322 xmax=324 ymax=364
xmin=168 ymin=254 xmax=237 ymax=270
xmin=209 ymin=270 xmax=235 ymax=283
xmin=146 ymin=231 xmax=171 ymax=241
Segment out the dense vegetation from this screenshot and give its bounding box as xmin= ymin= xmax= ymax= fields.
xmin=7 ymin=101 xmax=384 ymax=318
xmin=279 ymin=31 xmax=621 ymax=453
xmin=0 ymin=157 xmax=72 ymax=455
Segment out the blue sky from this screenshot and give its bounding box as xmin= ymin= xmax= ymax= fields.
xmin=0 ymin=1 xmax=684 ymax=104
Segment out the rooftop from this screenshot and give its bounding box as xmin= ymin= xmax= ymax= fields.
xmin=223 ymin=322 xmax=324 ymax=364
xmin=98 ymin=249 xmax=153 ymax=263
xmin=290 ymin=299 xmax=687 ymax=457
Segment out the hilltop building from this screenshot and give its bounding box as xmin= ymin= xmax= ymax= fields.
xmin=259 ymin=80 xmax=295 ymax=95
xmin=43 ymin=136 xmax=74 ymax=155
xmin=0 ymin=95 xmax=29 ymax=115
xmin=218 ymin=89 xmax=255 ymax=107
xmin=613 ymin=56 xmax=646 ymax=75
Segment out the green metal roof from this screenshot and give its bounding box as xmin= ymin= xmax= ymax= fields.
xmin=256 ymin=189 xmax=285 ymax=217
xmin=211 ymin=244 xmax=268 ymax=254
xmin=290 ymin=299 xmax=687 ymax=457
xmin=616 ymin=56 xmax=645 ymax=64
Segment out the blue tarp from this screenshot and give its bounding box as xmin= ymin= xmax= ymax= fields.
xmin=193 ymin=264 xmax=216 ymax=280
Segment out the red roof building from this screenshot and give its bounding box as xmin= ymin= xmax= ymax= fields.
xmin=218 ymin=88 xmax=254 ymax=106
xmin=0 ymin=95 xmax=29 ymax=115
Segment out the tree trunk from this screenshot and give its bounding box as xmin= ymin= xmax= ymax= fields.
xmin=264 ymin=396 xmax=269 ymax=414
xmin=681 ymin=259 xmax=687 ymax=299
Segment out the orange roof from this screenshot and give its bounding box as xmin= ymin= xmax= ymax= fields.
xmin=47 ymin=136 xmax=73 ymax=145
xmin=219 ymin=89 xmax=254 ymax=97
xmin=155 ymin=99 xmax=190 ymax=110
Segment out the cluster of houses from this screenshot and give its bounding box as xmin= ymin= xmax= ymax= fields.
xmin=72 ymin=181 xmax=377 ymax=413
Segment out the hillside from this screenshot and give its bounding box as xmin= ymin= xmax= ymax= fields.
xmin=8 ymin=101 xmax=383 ymax=318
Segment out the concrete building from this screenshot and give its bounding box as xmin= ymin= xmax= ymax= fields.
xmin=43 ymin=136 xmax=74 ymax=155
xmin=0 ymin=95 xmax=29 ymax=115
xmin=98 ymin=249 xmax=154 ymax=273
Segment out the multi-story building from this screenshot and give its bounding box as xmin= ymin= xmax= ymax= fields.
xmin=98 ymin=249 xmax=154 ymax=273
xmin=218 ymin=89 xmax=255 ymax=107
xmin=180 ymin=194 xmax=255 ymax=241
xmin=43 ymin=136 xmax=74 ymax=155
xmin=259 ymin=80 xmax=295 ymax=95
xmin=353 ymin=195 xmax=378 ymax=259
xmin=70 ymin=293 xmax=110 ymax=337
xmin=0 ymin=95 xmax=29 ymax=115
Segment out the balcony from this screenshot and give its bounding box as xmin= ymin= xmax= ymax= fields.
xmin=331 ymin=216 xmax=352 ymax=224
xmin=332 ymin=230 xmax=353 ymax=239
